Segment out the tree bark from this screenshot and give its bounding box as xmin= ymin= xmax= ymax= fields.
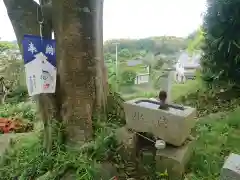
xmin=4 ymin=0 xmax=106 ymax=150
xmin=95 ymin=0 xmax=108 ymax=111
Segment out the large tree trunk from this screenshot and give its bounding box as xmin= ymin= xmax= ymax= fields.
xmin=52 ymin=0 xmax=97 ymax=147
xmin=4 ymin=0 xmax=106 ymax=150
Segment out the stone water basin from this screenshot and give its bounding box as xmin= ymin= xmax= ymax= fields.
xmin=123 ymin=98 xmax=196 ymax=146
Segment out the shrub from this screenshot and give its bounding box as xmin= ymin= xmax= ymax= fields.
xmin=7 ymin=86 xmax=28 ymax=104
xmin=201 ymin=0 xmax=240 ymax=87
xmin=120 ymin=70 xmax=136 ymax=86
xmin=0 ymin=102 xmax=37 ymax=122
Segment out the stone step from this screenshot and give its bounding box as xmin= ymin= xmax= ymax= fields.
xmin=220 ymin=153 xmax=240 ymax=180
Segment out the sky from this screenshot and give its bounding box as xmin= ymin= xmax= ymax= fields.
xmin=0 ymin=0 xmax=206 ymax=41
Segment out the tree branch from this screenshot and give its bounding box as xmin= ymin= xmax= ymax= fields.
xmin=3 ymin=0 xmax=40 ymax=48
xmin=3 ymin=0 xmax=52 ymax=46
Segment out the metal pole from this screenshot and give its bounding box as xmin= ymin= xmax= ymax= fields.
xmin=167 ymin=71 xmax=173 ymax=102
xmin=114 ymin=42 xmax=119 ymax=91
xmin=115 ymin=43 xmax=118 ymax=77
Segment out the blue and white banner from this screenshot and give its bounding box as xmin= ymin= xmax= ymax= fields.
xmin=22 ymin=35 xmax=57 ymax=96
xmin=22 ymin=35 xmax=56 ymax=67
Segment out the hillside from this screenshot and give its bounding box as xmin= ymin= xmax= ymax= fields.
xmin=104 ymin=36 xmax=188 ymax=62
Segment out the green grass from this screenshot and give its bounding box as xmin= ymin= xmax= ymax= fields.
xmin=0 ymin=120 xmax=119 ymax=180
xmin=186 ymin=109 xmax=240 ymax=179
xmin=1 ymin=81 xmax=240 ymax=179
xmin=171 ymin=79 xmax=202 ymax=100
xmin=0 ymin=101 xmax=37 ymax=122
xmin=2 ymin=104 xmax=240 ymax=179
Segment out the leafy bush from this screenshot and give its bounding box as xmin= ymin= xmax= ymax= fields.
xmin=7 ymin=86 xmax=28 ymax=103
xmin=187 ymin=27 xmax=204 ymax=54
xmin=118 ymin=48 xmax=132 ymax=58
xmin=0 ymin=102 xmax=37 ymax=122
xmin=175 ymin=86 xmax=240 ymax=117
xmin=201 ymin=0 xmax=240 ymax=87
xmin=119 ymin=70 xmax=136 ymax=86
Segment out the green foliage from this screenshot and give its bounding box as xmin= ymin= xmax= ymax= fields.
xmin=175 ymin=82 xmax=240 ymax=118
xmin=187 ymin=27 xmax=204 ymax=54
xmin=119 ymin=69 xmax=136 ymax=86
xmin=104 ymin=52 xmax=114 ymax=64
xmin=0 ymin=102 xmax=37 ymax=122
xmin=7 ymin=85 xmax=28 ymax=103
xmin=170 ymin=79 xmax=240 ymax=179
xmin=0 ymin=134 xmax=44 ymax=179
xmin=0 ymin=96 xmax=124 ymax=180
xmin=0 ymin=41 xmax=28 ymax=103
xmin=118 ymin=48 xmax=132 ymax=58
xmin=0 ymin=41 xmax=16 ymax=53
xmin=171 ymin=73 xmax=204 ymax=101
xmin=103 ymin=36 xmax=189 ymax=96
xmin=150 ymin=70 xmax=162 ymax=89
xmin=152 ymin=58 xmax=169 ymax=70
xmin=186 ymin=108 xmax=240 ymax=179
xmin=201 ymin=0 xmax=240 ymax=87
xmin=0 ymin=124 xmax=118 ymax=180
xmin=2 ymin=78 xmax=240 ymax=180
xmin=104 ymin=36 xmax=188 ymax=57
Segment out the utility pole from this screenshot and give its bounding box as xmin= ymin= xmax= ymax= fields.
xmin=113 ymin=42 xmax=120 ymax=91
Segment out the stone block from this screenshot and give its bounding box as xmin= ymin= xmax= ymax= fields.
xmin=138 ymin=149 xmax=156 ymax=178
xmin=220 ymin=153 xmax=240 ymax=180
xmin=115 ymin=127 xmax=137 ymax=161
xmin=141 ymin=150 xmax=155 ymax=166
xmin=155 ymin=140 xmax=194 ymax=180
xmin=123 ymin=98 xmax=196 ymax=146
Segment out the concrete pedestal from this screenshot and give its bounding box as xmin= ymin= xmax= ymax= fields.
xmin=155 ymin=140 xmax=194 ymax=180
xmin=138 ymin=149 xmax=156 ymax=178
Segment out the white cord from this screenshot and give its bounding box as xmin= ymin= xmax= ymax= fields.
xmin=129 ymin=129 xmax=155 ymax=143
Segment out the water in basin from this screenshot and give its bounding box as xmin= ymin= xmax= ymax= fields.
xmin=136 ymin=101 xmax=184 ymax=115
xmin=137 ymin=101 xmax=159 ymax=109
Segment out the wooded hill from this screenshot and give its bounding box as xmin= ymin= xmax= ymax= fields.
xmin=104 ymin=36 xmax=189 ymax=58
